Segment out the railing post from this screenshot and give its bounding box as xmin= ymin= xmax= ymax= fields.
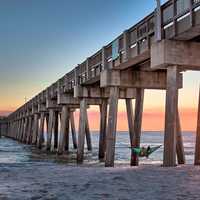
xmin=172 ymin=0 xmax=177 ymax=37
xmin=101 ymin=46 xmax=107 ymax=71
xmin=123 ymin=30 xmax=130 ymax=62
xmin=189 ymin=0 xmax=194 ymax=27
xmin=155 ymin=0 xmax=162 ymax=41
xmin=74 ymin=66 xmax=78 ymax=86
xmin=86 ymin=58 xmax=89 ymax=80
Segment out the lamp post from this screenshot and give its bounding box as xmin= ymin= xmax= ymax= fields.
xmin=155 ymin=0 xmax=162 ymax=41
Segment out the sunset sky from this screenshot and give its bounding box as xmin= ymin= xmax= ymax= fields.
xmin=0 ymin=0 xmax=200 ymax=131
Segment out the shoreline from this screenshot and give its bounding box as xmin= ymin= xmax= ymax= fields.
xmin=0 ymin=162 xmax=200 ymax=200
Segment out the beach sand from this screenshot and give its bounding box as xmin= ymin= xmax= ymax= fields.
xmin=0 ymin=163 xmax=200 ymax=200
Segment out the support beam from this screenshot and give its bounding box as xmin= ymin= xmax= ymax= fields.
xmin=58 ymin=106 xmax=69 ymax=154
xmin=0 ymin=123 xmax=1 ymax=138
xmin=19 ymin=119 xmax=24 ymax=141
xmin=16 ymin=121 xmax=19 ymax=139
xmin=64 ymin=110 xmax=70 ymax=152
xmin=131 ymin=89 xmax=144 ymax=166
xmin=32 ymin=114 xmax=39 ymax=145
xmin=46 ymin=109 xmax=54 ymax=151
xmin=176 ymin=110 xmax=185 ymax=165
xmin=105 ymin=87 xmax=119 ymax=167
xmin=22 ymin=117 xmax=28 ymax=143
xmin=70 ymin=112 xmax=77 ymax=149
xmin=99 ymin=99 xmax=108 ymax=159
xmin=100 ymin=69 xmax=182 ymax=89
xmin=85 ymin=112 xmax=92 ymax=151
xmin=195 ymin=87 xmax=200 ymax=165
xmin=16 ymin=120 xmax=21 ymax=140
xmin=37 ymin=113 xmax=45 ymax=149
xmin=46 ymin=114 xmax=49 ymax=134
xmin=53 ymin=111 xmax=59 ymax=149
xmin=125 ymin=99 xmax=135 ymax=149
xmin=163 ymin=66 xmax=178 ymax=167
xmin=26 ymin=116 xmax=33 ymax=144
xmin=151 ymin=40 xmax=200 ymax=70
xmin=77 ymin=99 xmax=87 ymax=163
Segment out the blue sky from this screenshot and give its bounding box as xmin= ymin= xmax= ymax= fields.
xmin=0 ymin=0 xmax=166 ymax=83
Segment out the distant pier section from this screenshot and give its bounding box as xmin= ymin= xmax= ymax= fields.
xmin=0 ymin=117 xmax=8 ymax=138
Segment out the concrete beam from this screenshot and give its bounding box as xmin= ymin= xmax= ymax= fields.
xmin=58 ymin=92 xmax=103 ymax=105
xmin=151 ymin=40 xmax=200 ymax=70
xmin=74 ymin=86 xmax=136 ymax=99
xmin=38 ymin=104 xmax=47 ymax=113
xmin=57 ymin=93 xmax=80 ymax=105
xmin=100 ymin=69 xmax=183 ymax=89
xmin=46 ymin=98 xmax=61 ymax=109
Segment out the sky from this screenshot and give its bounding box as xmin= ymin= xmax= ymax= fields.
xmin=0 ymin=0 xmax=200 ymax=131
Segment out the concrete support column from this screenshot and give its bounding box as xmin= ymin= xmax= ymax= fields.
xmin=0 ymin=123 xmax=1 ymax=138
xmin=26 ymin=116 xmax=33 ymax=144
xmin=70 ymin=112 xmax=77 ymax=149
xmin=64 ymin=109 xmax=70 ymax=152
xmin=85 ymin=112 xmax=92 ymax=151
xmin=46 ymin=109 xmax=54 ymax=151
xmin=131 ymin=89 xmax=144 ymax=166
xmin=125 ymin=99 xmax=135 ymax=148
xmin=176 ymin=110 xmax=185 ymax=165
xmin=16 ymin=119 xmax=21 ymax=140
xmin=77 ymin=99 xmax=87 ymax=163
xmin=58 ymin=106 xmax=69 ymax=154
xmin=15 ymin=120 xmax=19 ymax=139
xmin=46 ymin=114 xmax=49 ymax=134
xmin=19 ymin=119 xmax=24 ymax=141
xmin=17 ymin=120 xmax=20 ymax=139
xmin=13 ymin=121 xmax=17 ymax=139
xmin=163 ymin=66 xmax=178 ymax=167
xmin=99 ymin=99 xmax=108 ymax=160
xmin=105 ymin=87 xmax=119 ymax=167
xmin=32 ymin=114 xmax=39 ymax=145
xmin=53 ymin=111 xmax=59 ymax=149
xmin=11 ymin=121 xmax=14 ymax=139
xmin=195 ymin=87 xmax=200 ymax=165
xmin=22 ymin=117 xmax=28 ymax=143
xmin=37 ymin=112 xmax=45 ymax=149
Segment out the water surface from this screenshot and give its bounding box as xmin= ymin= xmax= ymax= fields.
xmin=0 ymin=131 xmax=196 ymax=165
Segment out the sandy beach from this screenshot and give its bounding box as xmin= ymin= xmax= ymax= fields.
xmin=0 ymin=162 xmax=200 ymax=200
xmin=0 ymin=135 xmax=198 ymax=200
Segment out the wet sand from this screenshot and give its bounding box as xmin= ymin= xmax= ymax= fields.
xmin=0 ymin=163 xmax=200 ymax=200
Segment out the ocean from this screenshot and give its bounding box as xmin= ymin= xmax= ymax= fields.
xmin=0 ymin=131 xmax=196 ymax=166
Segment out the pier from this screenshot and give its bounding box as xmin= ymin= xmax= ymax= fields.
xmin=2 ymin=0 xmax=200 ymax=167
xmin=0 ymin=117 xmax=7 ymax=138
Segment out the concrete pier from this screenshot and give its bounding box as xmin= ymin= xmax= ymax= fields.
xmin=4 ymin=0 xmax=200 ymax=167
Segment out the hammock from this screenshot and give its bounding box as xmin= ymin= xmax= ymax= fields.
xmin=131 ymin=145 xmax=162 ymax=158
